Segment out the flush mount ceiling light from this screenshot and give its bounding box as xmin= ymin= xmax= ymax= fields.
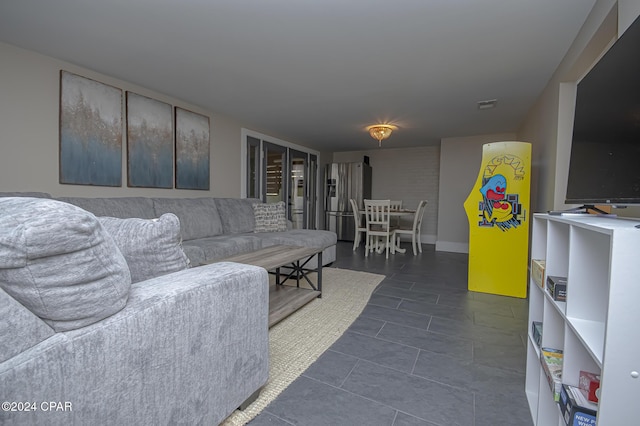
xmin=477 ymin=99 xmax=498 ymax=110
xmin=366 ymin=124 xmax=397 ymax=147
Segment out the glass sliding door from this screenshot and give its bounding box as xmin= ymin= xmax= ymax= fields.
xmin=307 ymin=154 xmax=318 ymax=229
xmin=245 ymin=132 xmax=319 ymax=229
xmin=288 ymin=149 xmax=307 ymax=229
xmin=263 ymin=142 xmax=287 ymax=204
xmin=246 ymin=136 xmax=260 ymax=199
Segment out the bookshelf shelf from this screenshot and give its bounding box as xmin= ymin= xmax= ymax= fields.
xmin=525 ymin=214 xmax=640 ymax=425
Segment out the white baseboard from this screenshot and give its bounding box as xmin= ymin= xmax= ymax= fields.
xmin=435 ymin=241 xmax=469 ymax=253
xmin=396 ymin=233 xmax=436 ymax=244
xmin=394 ymin=235 xmax=467 ymax=253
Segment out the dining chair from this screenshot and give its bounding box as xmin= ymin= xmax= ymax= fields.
xmin=389 ymin=200 xmax=403 ymax=226
xmin=389 ymin=200 xmax=403 ymax=210
xmin=364 ymin=199 xmax=396 ymax=259
xmin=349 ymin=198 xmax=367 ymax=251
xmin=394 ymin=200 xmax=428 ymax=255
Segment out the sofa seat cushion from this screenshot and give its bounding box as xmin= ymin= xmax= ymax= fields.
xmin=0 ymin=198 xmax=131 ymax=332
xmin=214 ymin=198 xmax=259 ymax=234
xmin=98 ymin=214 xmax=190 ymax=283
xmin=153 ymin=198 xmax=223 ymax=240
xmin=185 ymin=235 xmax=262 ymax=263
xmin=257 ymin=229 xmax=338 ymax=251
xmin=58 ymin=197 xmax=156 ymax=219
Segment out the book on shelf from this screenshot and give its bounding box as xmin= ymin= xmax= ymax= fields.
xmin=531 ymin=259 xmax=545 ymax=288
xmin=546 ymin=275 xmax=567 ymax=302
xmin=578 ymin=370 xmax=600 ymax=403
xmin=559 ymin=384 xmax=597 ymax=426
xmin=540 ymin=347 xmax=563 ymax=401
xmin=531 ymin=321 xmax=542 ymax=348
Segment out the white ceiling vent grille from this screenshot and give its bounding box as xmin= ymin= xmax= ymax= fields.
xmin=477 ymin=99 xmax=498 ymax=110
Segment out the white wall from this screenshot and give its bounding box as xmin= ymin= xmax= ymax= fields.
xmin=333 ymin=134 xmax=536 ymax=254
xmin=436 ymin=133 xmax=517 ymax=253
xmin=5 ymin=0 xmax=640 ymax=230
xmin=0 ymin=41 xmax=245 ymax=198
xmin=519 ymin=0 xmax=640 ymax=218
xmin=333 ymin=146 xmax=440 ymax=244
xmin=519 ymin=1 xmax=617 ymax=212
xmin=620 ymin=0 xmax=640 ymax=33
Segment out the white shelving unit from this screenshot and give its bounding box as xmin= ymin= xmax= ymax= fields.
xmin=526 ymin=213 xmax=640 ymax=425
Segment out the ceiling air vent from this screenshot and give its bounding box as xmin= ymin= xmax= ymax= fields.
xmin=477 ymin=99 xmax=497 ymax=110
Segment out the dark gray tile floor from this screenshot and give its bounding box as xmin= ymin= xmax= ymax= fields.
xmin=248 ymin=242 xmax=533 ymax=426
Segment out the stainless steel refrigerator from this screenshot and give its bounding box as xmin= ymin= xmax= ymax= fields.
xmin=324 ymin=162 xmax=372 ymax=241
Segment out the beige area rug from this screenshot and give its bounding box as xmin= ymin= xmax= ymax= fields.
xmin=221 ymin=267 xmax=385 ymax=426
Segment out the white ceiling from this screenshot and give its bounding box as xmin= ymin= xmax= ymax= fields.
xmin=0 ymin=0 xmax=596 ymax=152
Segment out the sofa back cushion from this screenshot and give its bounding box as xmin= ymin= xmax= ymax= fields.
xmin=0 ymin=198 xmax=131 ymax=332
xmin=58 ymin=197 xmax=156 ymax=219
xmin=0 ymin=192 xmax=52 ymax=198
xmin=152 ymin=198 xmax=223 ymax=241
xmin=98 ymin=214 xmax=190 ymax=283
xmin=214 ymin=198 xmax=259 ymax=234
xmin=0 ymin=286 xmax=55 ymax=363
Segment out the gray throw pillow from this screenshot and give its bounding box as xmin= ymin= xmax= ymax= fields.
xmin=215 ymin=198 xmax=258 ymax=234
xmin=253 ymin=201 xmax=287 ymax=232
xmin=98 ymin=214 xmax=190 ymax=283
xmin=0 ymin=197 xmax=131 ymax=332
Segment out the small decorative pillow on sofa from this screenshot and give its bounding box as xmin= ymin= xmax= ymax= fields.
xmin=0 ymin=197 xmax=131 ymax=332
xmin=98 ymin=213 xmax=190 ymax=283
xmin=253 ymin=201 xmax=287 ymax=232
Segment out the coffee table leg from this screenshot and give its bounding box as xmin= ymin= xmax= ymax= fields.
xmin=276 ymin=267 xmax=280 ymax=285
xmin=317 ymin=252 xmax=322 ymax=298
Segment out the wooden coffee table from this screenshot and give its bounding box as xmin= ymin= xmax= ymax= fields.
xmin=218 ymin=245 xmax=323 ymax=327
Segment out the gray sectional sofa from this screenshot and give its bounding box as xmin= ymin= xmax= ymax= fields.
xmin=58 ymin=195 xmax=337 ymax=268
xmin=0 ymin=194 xmax=337 ymax=425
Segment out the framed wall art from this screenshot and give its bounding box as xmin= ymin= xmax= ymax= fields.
xmin=126 ymin=92 xmax=173 ymax=188
xmin=59 ymin=70 xmax=123 ymax=186
xmin=175 ymin=107 xmax=210 ymax=190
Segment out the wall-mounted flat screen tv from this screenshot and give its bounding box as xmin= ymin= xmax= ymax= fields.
xmin=565 ymin=14 xmax=640 ymax=205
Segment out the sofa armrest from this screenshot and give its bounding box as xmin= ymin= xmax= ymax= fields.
xmin=1 ymin=262 xmax=269 ymax=426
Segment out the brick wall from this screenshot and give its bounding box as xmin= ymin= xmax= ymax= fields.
xmin=333 ymin=146 xmax=439 ymax=243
